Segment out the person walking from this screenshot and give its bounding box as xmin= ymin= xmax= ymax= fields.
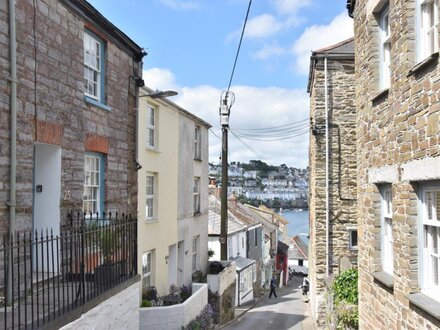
xmin=269 ymin=275 xmax=277 ymax=298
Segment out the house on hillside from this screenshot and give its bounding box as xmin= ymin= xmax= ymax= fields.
xmin=1 ymin=0 xmax=143 ymax=328
xmin=137 ymin=86 xmax=210 ymax=296
xmin=307 ymin=37 xmax=358 ymax=328
xmin=349 ymin=0 xmax=440 ymax=328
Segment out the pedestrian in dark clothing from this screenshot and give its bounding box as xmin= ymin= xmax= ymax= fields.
xmin=269 ymin=275 xmax=277 ymax=298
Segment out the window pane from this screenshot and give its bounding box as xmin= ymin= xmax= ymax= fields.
xmin=432 ymin=256 xmax=438 ymax=286
xmin=427 ymin=192 xmax=433 ymax=220
xmin=436 ymin=192 xmax=440 ymax=221
xmin=434 ymin=227 xmax=438 ymax=254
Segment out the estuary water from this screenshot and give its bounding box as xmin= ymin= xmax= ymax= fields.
xmin=278 ymin=209 xmax=309 ymax=239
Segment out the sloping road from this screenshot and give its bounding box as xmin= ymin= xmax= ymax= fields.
xmin=224 ymin=276 xmax=309 ymax=330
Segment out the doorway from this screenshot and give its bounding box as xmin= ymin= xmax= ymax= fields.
xmin=177 ymin=241 xmax=184 ymax=287
xmin=33 ymin=143 xmax=61 ymax=272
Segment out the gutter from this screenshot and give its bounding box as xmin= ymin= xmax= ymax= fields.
xmin=8 ymin=0 xmax=17 ymax=305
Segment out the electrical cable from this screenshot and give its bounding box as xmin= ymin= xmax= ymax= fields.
xmin=209 ymin=128 xmax=222 ymax=140
xmin=232 ymin=118 xmax=309 ymax=131
xmin=231 ymin=128 xmax=309 ymax=142
xmin=229 ymin=130 xmax=267 ymax=161
xmin=226 ymin=0 xmax=252 ymax=95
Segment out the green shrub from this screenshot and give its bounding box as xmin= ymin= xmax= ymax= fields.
xmin=140 ymin=299 xmax=152 ymax=308
xmin=332 ymin=268 xmax=359 ymax=329
xmin=332 ymin=268 xmax=358 ymax=305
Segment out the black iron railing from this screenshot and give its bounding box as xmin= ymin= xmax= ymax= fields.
xmin=0 ymin=212 xmax=137 ymax=329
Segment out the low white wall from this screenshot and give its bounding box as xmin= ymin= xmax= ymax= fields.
xmin=139 ymin=283 xmax=208 ymax=330
xmin=61 ymin=281 xmax=140 ymax=330
xmin=207 ymin=261 xmax=236 ymax=295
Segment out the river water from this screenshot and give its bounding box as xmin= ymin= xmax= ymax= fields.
xmin=277 ymin=209 xmax=309 ymax=239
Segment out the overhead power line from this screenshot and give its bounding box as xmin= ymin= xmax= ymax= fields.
xmin=226 ymin=0 xmax=252 ymax=94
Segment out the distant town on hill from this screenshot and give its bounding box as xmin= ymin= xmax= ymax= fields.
xmin=209 ymin=160 xmax=309 ymax=210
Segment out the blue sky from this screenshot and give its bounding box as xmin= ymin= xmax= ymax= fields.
xmin=89 ymin=0 xmax=353 ymax=168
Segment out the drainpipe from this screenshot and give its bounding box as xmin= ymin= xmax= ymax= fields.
xmin=8 ymin=0 xmax=17 ymax=306
xmin=324 ymin=57 xmax=329 ymax=278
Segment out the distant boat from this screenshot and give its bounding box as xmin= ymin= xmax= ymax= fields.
xmin=279 ymin=207 xmax=283 ymax=214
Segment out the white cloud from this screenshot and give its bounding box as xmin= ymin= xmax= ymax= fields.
xmin=226 ymin=14 xmax=283 ymax=42
xmin=143 ymin=68 xmax=310 ymax=168
xmin=252 ymin=42 xmax=286 ymax=60
xmin=272 ymin=0 xmax=311 ymax=15
xmin=158 ymin=0 xmax=199 ymax=10
xmin=143 ymin=68 xmax=179 ymax=92
xmin=292 ymin=11 xmax=354 ymax=75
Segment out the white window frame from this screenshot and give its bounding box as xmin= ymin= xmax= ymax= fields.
xmin=192 ymin=236 xmax=199 ymax=271
xmin=194 ymin=125 xmax=201 ymax=160
xmin=379 ymin=6 xmax=391 ymax=89
xmin=381 ymin=186 xmax=394 ymax=275
xmin=420 ymin=184 xmax=440 ymax=300
xmin=418 ymin=0 xmax=440 ymax=61
xmin=84 ymin=32 xmax=102 ymax=101
xmin=142 ymin=251 xmax=153 ymax=289
xmin=193 ymin=177 xmax=200 ymax=214
xmin=146 ymin=173 xmax=157 ymax=221
xmin=348 ymin=228 xmax=358 ymax=250
xmin=146 ymin=106 xmax=157 ymax=149
xmin=83 ymin=154 xmax=102 ymax=216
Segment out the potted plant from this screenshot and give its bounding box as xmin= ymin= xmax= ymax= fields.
xmin=94 ymin=227 xmax=121 ymax=286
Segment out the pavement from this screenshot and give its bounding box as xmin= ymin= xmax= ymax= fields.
xmin=221 ymin=275 xmax=315 ymax=330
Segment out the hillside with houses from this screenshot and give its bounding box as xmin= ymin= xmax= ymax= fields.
xmin=209 ymin=160 xmax=309 ymax=210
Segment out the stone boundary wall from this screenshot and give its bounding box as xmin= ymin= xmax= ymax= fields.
xmin=139 ymin=283 xmax=208 ymax=330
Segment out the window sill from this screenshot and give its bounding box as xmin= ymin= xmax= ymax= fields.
xmin=407 ymin=52 xmax=439 ymax=77
xmin=194 ymin=158 xmax=202 ymax=162
xmin=372 ymin=271 xmax=394 ymax=288
xmin=407 ymin=292 xmax=440 ymax=320
xmin=145 ymin=217 xmax=158 ymax=224
xmin=371 ymin=88 xmax=389 ymax=106
xmin=194 ymin=211 xmax=202 ymax=217
xmin=84 ymin=96 xmax=112 ymax=111
xmin=146 ymin=147 xmax=160 ymax=153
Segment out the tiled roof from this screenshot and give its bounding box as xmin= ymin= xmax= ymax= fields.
xmin=313 ymin=38 xmax=354 ymax=55
xmin=208 ymin=195 xmax=246 ymax=235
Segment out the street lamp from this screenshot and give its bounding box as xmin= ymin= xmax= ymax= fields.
xmin=139 ymin=90 xmax=178 ymax=99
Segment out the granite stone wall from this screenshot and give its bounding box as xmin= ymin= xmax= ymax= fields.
xmin=308 ymin=56 xmax=358 ymax=328
xmin=353 ymin=0 xmax=440 ymax=328
xmin=0 ymin=0 xmax=141 ymax=233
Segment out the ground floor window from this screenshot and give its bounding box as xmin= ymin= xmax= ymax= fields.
xmin=420 ymin=184 xmax=440 ymax=299
xmin=142 ymin=251 xmax=153 ymax=288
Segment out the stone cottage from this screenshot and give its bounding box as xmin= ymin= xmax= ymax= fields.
xmin=349 ymin=0 xmax=440 ymax=328
xmin=307 ymin=38 xmax=358 ymax=328
xmin=1 ymin=0 xmax=144 ymax=328
xmin=1 ymin=0 xmax=143 ymax=233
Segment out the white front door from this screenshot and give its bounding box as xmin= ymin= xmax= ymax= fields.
xmin=177 ymin=241 xmax=184 ymax=287
xmin=168 ymin=244 xmax=177 ymax=288
xmin=33 ymin=144 xmax=61 ymax=272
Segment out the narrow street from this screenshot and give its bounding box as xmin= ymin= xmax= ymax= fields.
xmin=224 ymin=275 xmax=311 ymax=330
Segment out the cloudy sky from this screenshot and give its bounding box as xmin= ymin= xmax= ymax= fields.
xmin=89 ymin=0 xmax=353 ymax=168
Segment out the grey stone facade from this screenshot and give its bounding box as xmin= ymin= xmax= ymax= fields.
xmin=307 ymin=38 xmax=358 ymax=328
xmin=351 ymin=0 xmax=440 ymax=328
xmin=1 ymin=0 xmax=143 ymax=233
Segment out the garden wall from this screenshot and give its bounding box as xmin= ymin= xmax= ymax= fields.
xmin=139 ymin=283 xmax=208 ymax=330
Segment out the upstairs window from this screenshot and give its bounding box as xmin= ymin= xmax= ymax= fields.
xmin=84 ymin=31 xmax=104 ymax=102
xmin=146 ymin=106 xmax=156 ymax=149
xmin=381 ymin=186 xmax=393 ymax=274
xmin=193 ymin=177 xmax=200 ymax=214
xmin=349 ymin=228 xmax=358 ymax=250
xmin=194 ymin=126 xmax=201 ymax=160
xmin=420 ymin=185 xmax=440 ymax=300
xmin=83 ymin=153 xmax=104 ymax=216
xmin=418 ymin=0 xmax=439 ymax=61
xmin=379 ymin=6 xmax=391 ymax=89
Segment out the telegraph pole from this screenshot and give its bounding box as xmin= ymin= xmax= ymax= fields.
xmin=219 ymin=94 xmax=233 ymax=260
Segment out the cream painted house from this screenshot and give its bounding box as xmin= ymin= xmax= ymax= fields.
xmin=137 ymin=87 xmax=210 ymax=296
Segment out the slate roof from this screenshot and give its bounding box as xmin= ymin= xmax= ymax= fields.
xmin=289 ymin=235 xmax=308 ymax=260
xmin=208 ymin=195 xmax=246 ymax=235
xmin=231 ymin=256 xmax=255 ymax=271
xmin=312 ymin=38 xmax=354 ymax=55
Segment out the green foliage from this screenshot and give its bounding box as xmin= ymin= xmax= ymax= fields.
xmin=332 ymin=268 xmax=358 ymax=305
xmin=332 ymin=268 xmax=359 ymax=329
xmin=140 ymin=299 xmax=152 ymax=308
xmin=208 ymin=249 xmax=215 ymax=259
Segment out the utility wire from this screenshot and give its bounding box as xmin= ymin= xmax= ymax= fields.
xmin=226 ymin=0 xmax=252 ymax=94
xmin=231 ymin=128 xmax=309 ymax=142
xmin=232 ymin=118 xmax=309 ymax=131
xmin=230 ymin=130 xmax=267 ymax=161
xmin=209 ymin=128 xmax=222 ymax=140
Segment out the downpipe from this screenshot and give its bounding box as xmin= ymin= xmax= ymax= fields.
xmin=8 ymin=0 xmax=18 ymax=306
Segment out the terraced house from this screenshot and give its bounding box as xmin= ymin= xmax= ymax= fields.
xmin=348 ymin=0 xmax=440 ymax=328
xmin=307 ymin=38 xmax=358 ymax=328
xmin=1 ymin=0 xmax=144 ymax=328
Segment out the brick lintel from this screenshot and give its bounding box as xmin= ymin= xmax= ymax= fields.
xmin=85 ymin=134 xmax=109 ymax=154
